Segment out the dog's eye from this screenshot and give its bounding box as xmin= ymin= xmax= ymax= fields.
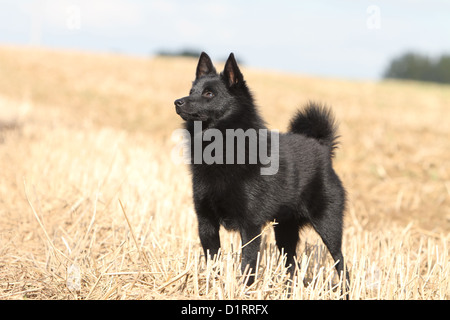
xmin=203 ymin=91 xmax=214 ymax=98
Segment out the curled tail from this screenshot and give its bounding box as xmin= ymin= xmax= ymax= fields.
xmin=288 ymin=101 xmax=339 ymax=158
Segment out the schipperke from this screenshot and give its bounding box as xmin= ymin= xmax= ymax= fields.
xmin=174 ymin=52 xmax=349 ymax=293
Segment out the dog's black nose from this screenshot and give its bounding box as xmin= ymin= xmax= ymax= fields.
xmin=174 ymin=99 xmax=185 ymax=107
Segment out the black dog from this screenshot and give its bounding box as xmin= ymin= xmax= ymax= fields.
xmin=174 ymin=52 xmax=349 ymax=292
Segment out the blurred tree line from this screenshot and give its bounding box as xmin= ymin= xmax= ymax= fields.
xmin=384 ymin=52 xmax=450 ymax=84
xmin=155 ymin=48 xmax=244 ymax=64
xmin=156 ymin=49 xmax=201 ymax=58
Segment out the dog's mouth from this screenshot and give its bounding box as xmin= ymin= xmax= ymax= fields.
xmin=177 ymin=110 xmax=208 ymax=121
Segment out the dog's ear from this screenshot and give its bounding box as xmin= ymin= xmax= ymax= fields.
xmin=223 ymin=53 xmax=243 ymax=87
xmin=196 ymin=52 xmax=217 ymax=79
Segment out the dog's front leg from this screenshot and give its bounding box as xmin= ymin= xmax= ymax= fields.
xmin=197 ymin=214 xmax=221 ymax=261
xmin=240 ymin=225 xmax=262 ymax=285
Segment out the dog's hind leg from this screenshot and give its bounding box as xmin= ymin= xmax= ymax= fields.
xmin=274 ymin=220 xmax=299 ymax=276
xmin=310 ymin=204 xmax=350 ymax=299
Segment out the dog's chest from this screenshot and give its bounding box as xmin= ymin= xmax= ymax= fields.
xmin=209 ymin=182 xmax=246 ymax=220
xmin=194 ymin=172 xmax=249 ymax=228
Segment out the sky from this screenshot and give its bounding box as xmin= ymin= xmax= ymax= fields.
xmin=1 ymin=0 xmax=450 ymax=80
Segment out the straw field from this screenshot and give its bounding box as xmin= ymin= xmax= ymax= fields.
xmin=0 ymin=46 xmax=448 ymax=299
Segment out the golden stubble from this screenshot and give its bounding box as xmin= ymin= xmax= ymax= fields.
xmin=0 ymin=46 xmax=448 ymax=299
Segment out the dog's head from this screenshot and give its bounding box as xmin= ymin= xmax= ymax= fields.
xmin=174 ymin=52 xmax=249 ymax=125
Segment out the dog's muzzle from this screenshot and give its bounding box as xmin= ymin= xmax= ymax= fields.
xmin=174 ymin=98 xmax=185 ymax=115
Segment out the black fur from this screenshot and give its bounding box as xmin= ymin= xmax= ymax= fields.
xmin=174 ymin=52 xmax=349 ymax=294
xmin=289 ymin=102 xmax=339 ymax=158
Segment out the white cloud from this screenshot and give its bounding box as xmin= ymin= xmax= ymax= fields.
xmin=175 ymin=19 xmax=202 ymax=39
xmin=203 ymin=2 xmax=229 ymax=16
xmin=149 ymin=0 xmax=176 ymax=14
